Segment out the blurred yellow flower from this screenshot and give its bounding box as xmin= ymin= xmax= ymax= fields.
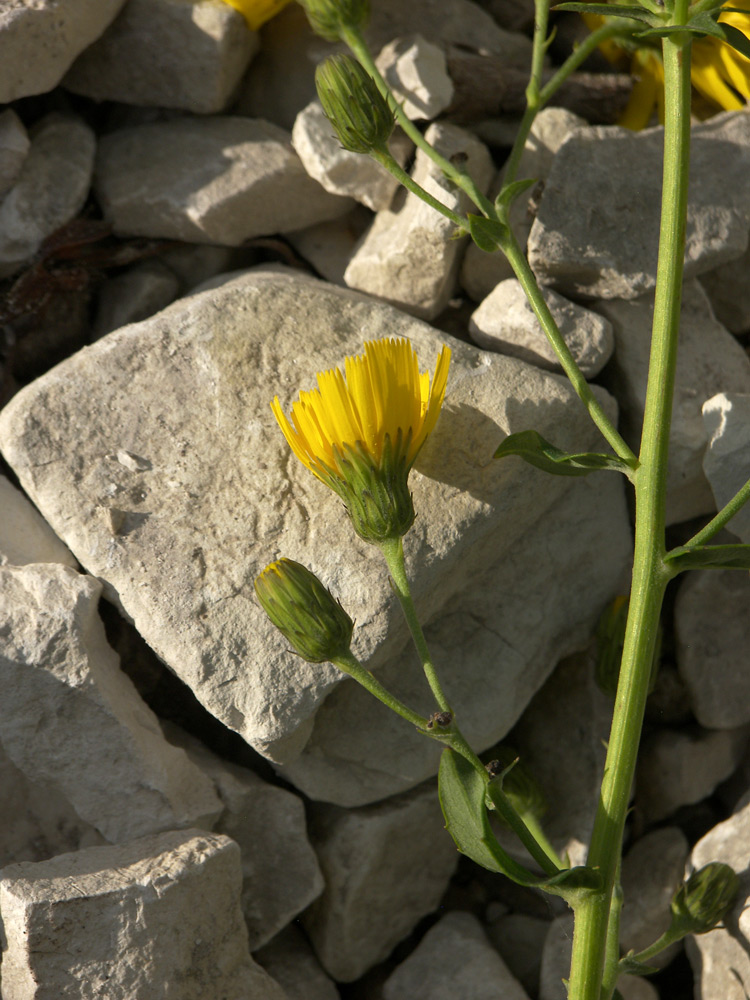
xmin=221 ymin=0 xmax=291 ymax=31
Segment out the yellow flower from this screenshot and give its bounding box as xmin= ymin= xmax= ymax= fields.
xmin=271 ymin=337 xmax=451 ymax=542
xmin=221 ymin=0 xmax=291 ymax=31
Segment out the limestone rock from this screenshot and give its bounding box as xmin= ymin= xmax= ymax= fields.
xmin=687 ymin=792 xmax=750 ymax=1000
xmin=484 ymin=912 xmax=549 ymax=997
xmin=0 ymin=0 xmax=126 ymax=103
xmin=0 ymin=109 xmax=29 ymax=197
xmin=469 ymin=278 xmax=614 ymax=378
xmin=63 ymin=0 xmax=257 ymax=113
xmin=375 ymin=34 xmax=454 ymax=121
xmin=95 ymin=117 xmax=353 ymax=244
xmin=597 ymin=281 xmax=750 ymax=525
xmin=0 ymin=267 xmax=628 ymax=765
xmin=344 ymin=122 xmax=494 ymax=319
xmin=0 ymin=563 xmax=222 ymax=842
xmin=0 ymin=829 xmax=287 ymax=1000
xmin=460 ymin=108 xmax=587 ymax=303
xmin=93 ymin=261 xmax=181 ymax=339
xmin=302 ymin=783 xmax=459 ymax=982
xmin=287 ymin=205 xmax=374 ymax=286
xmin=255 ymin=924 xmax=339 ymax=1000
xmin=383 ymin=910 xmax=532 ymax=1000
xmin=0 ymin=114 xmax=96 ymax=277
xmin=0 ymin=476 xmax=77 ymax=567
xmin=292 ymin=101 xmax=411 ymax=212
xmin=675 ymin=569 xmax=750 ymax=729
xmin=700 ymin=244 xmax=750 ymax=334
xmin=703 ymin=392 xmax=750 ymax=543
xmin=528 ymin=111 xmax=750 ymax=299
xmin=635 ymin=724 xmax=749 ymax=824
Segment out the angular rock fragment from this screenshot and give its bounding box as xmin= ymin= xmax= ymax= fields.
xmin=95 ymin=117 xmax=353 ymax=243
xmin=0 ymin=829 xmax=287 ymax=1000
xmin=63 ymin=0 xmax=258 ymax=113
xmin=376 ymin=34 xmax=454 ymax=121
xmin=287 ymin=205 xmax=374 ymax=285
xmin=0 ymin=109 xmax=29 ymax=197
xmin=255 ymin=924 xmax=340 ymax=1000
xmin=483 ymin=912 xmax=549 ymax=998
xmin=302 ymin=783 xmax=459 ymax=981
xmin=700 ymin=244 xmax=750 ymax=334
xmin=528 ymin=111 xmax=750 ymax=299
xmin=469 ymin=278 xmax=614 ymax=378
xmin=702 ymin=392 xmax=750 ymax=543
xmin=597 ymin=281 xmax=750 ymax=524
xmin=344 ymin=122 xmax=494 ymax=319
xmin=0 ymin=114 xmax=96 ymax=277
xmin=0 ymin=563 xmax=222 ymax=842
xmin=93 ymin=261 xmax=181 ymax=339
xmin=0 ymin=476 xmax=77 ymax=567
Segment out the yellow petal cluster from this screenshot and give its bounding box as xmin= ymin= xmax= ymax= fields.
xmin=272 ymin=338 xmax=451 ymax=483
xmin=221 ymin=0 xmax=291 ymax=31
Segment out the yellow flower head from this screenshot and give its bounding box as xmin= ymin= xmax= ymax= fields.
xmin=221 ymin=0 xmax=291 ymax=31
xmin=271 ymin=337 xmax=451 ymax=542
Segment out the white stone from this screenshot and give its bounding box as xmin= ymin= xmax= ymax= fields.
xmin=460 ymin=108 xmax=587 ymax=302
xmin=63 ymin=0 xmax=258 ymax=113
xmin=0 ymin=0 xmax=126 ymax=103
xmin=0 ymin=267 xmax=628 ymax=766
xmin=255 ymin=924 xmax=339 ymax=1000
xmin=703 ymin=392 xmax=750 ymax=542
xmin=687 ymin=792 xmax=750 ymax=1000
xmin=0 ymin=114 xmax=96 ymax=277
xmin=0 ymin=829 xmax=288 ymax=1000
xmin=287 ymin=205 xmax=374 ymax=286
xmin=344 ymin=122 xmax=494 ymax=319
xmin=93 ymin=261 xmax=180 ymax=339
xmin=700 ymin=243 xmax=750 ymax=334
xmin=528 ymin=111 xmax=750 ymax=299
xmin=95 ymin=116 xmax=353 ymax=244
xmin=0 ymin=476 xmax=77 ymax=568
xmin=469 ymin=278 xmax=614 ymax=378
xmin=635 ymin=725 xmax=749 ymax=824
xmin=375 ymin=34 xmax=454 ymax=121
xmin=484 ymin=912 xmax=549 ymax=997
xmin=383 ymin=910 xmax=532 ymax=999
xmin=0 ymin=563 xmax=222 ymax=843
xmin=292 ymin=101 xmax=411 ymax=211
xmin=0 ymin=109 xmax=29 ymax=197
xmin=302 ymin=783 xmax=459 ymax=981
xmin=596 ymin=281 xmax=750 ymax=525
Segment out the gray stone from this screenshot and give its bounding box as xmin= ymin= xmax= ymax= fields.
xmin=620 ymin=827 xmax=689 ymax=968
xmin=703 ymin=392 xmax=750 ymax=543
xmin=95 ymin=117 xmax=353 ymax=244
xmin=675 ymin=569 xmax=750 ymax=729
xmin=302 ymin=783 xmax=459 ymax=982
xmin=0 ymin=0 xmax=126 ymax=103
xmin=528 ymin=111 xmax=750 ymax=299
xmin=0 ymin=476 xmax=77 ymax=567
xmin=255 ymin=924 xmax=339 ymax=1000
xmin=0 ymin=109 xmax=29 ymax=197
xmin=159 ymin=243 xmax=239 ymax=294
xmin=597 ymin=281 xmax=750 ymax=525
xmin=287 ymin=205 xmax=374 ymax=286
xmin=292 ymin=101 xmax=411 ymax=212
xmin=344 ymin=122 xmax=494 ymax=319
xmin=383 ymin=910 xmax=531 ymax=1000
xmin=375 ymin=34 xmax=454 ymax=121
xmin=0 ymin=114 xmax=96 ymax=277
xmin=460 ymin=108 xmax=587 ymax=303
xmin=0 ymin=267 xmax=628 ymax=766
xmin=0 ymin=563 xmax=222 ymax=843
xmin=635 ymin=725 xmax=749 ymax=824
xmin=0 ymin=829 xmax=287 ymax=1000
xmin=687 ymin=792 xmax=750 ymax=1000
xmin=469 ymin=278 xmax=614 ymax=378
xmin=485 ymin=912 xmax=549 ymax=997
xmin=93 ymin=261 xmax=181 ymax=339
xmin=63 ymin=0 xmax=257 ymax=113
xmin=700 ymin=243 xmax=750 ymax=334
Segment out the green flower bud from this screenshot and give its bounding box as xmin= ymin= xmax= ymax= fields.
xmin=255 ymin=558 xmax=354 ymax=663
xmin=669 ymin=862 xmax=739 ymax=936
xmin=486 ymin=746 xmax=548 ymax=824
xmin=298 ymin=0 xmax=369 ymax=41
xmin=315 ymin=54 xmax=395 ymax=156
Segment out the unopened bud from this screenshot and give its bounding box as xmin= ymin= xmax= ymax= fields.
xmin=298 ymin=0 xmax=369 ymax=41
xmin=487 ymin=746 xmax=547 ymax=823
xmin=316 ymin=54 xmax=395 ymax=155
xmin=670 ymin=862 xmax=739 ymax=936
xmin=255 ymin=558 xmax=354 ymax=663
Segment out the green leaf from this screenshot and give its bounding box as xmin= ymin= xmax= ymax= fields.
xmin=494 ymin=178 xmax=538 ymax=215
xmin=719 ymin=20 xmax=750 ymax=59
xmin=619 ymin=952 xmax=660 ymax=977
xmin=494 ymin=430 xmax=636 ymax=479
xmin=552 ymin=2 xmax=655 ymax=23
xmin=664 ymin=543 xmax=750 ymax=572
xmin=466 ymin=214 xmax=508 ymax=254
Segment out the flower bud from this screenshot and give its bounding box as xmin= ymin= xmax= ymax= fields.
xmin=255 ymin=558 xmax=354 ymax=663
xmin=298 ymin=0 xmax=369 ymax=41
xmin=315 ymin=54 xmax=395 ymax=156
xmin=670 ymin=862 xmax=739 ymax=936
xmin=487 ymin=746 xmax=547 ymax=824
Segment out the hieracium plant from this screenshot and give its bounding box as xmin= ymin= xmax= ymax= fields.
xmin=253 ymin=0 xmax=750 ymax=996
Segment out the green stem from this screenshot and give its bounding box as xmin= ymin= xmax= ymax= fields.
xmin=566 ymin=14 xmax=692 ymax=1000
xmin=518 ymin=810 xmax=567 ymax=872
xmin=629 ymin=928 xmax=680 ymax=965
xmin=371 ymin=148 xmax=468 ymax=230
xmin=681 ymin=476 xmax=750 ymax=547
xmin=501 ymin=230 xmax=637 ymax=463
xmin=333 ymin=650 xmax=430 ymax=729
xmin=601 ymin=864 xmax=624 ymax=1000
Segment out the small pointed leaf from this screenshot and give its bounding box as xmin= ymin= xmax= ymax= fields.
xmin=553 ymin=2 xmax=655 ymax=22
xmin=719 ymin=21 xmax=750 ymax=59
xmin=664 ymin=543 xmax=750 ymax=572
xmin=619 ymin=952 xmax=660 ymax=977
xmin=495 ymin=178 xmax=538 ymax=214
xmin=494 ymin=430 xmax=635 ymax=479
xmin=467 ymin=214 xmax=508 ymax=254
